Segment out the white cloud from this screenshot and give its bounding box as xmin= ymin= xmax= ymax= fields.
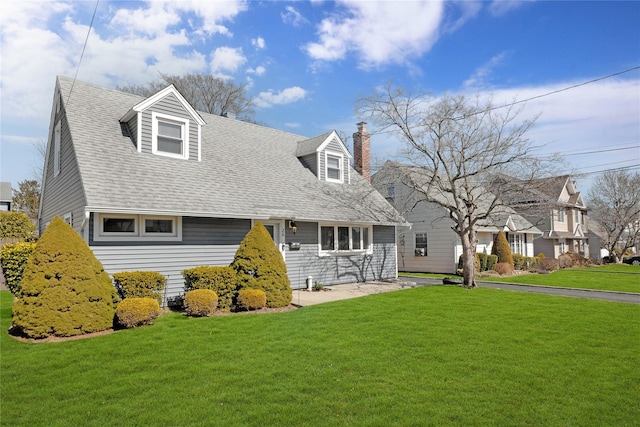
xmin=281 ymin=6 xmax=309 ymax=27
xmin=488 ymin=1 xmax=529 ymax=17
xmin=463 ymin=52 xmax=508 ymax=90
xmin=251 ymin=37 xmax=265 ymax=49
xmin=304 ymin=0 xmax=444 ymax=68
xmin=254 ymin=87 xmax=308 ymax=108
xmin=247 ymin=66 xmax=266 ymax=76
xmin=210 ymin=46 xmax=247 ymax=75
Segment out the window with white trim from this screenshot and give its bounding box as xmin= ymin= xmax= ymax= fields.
xmin=152 ymin=112 xmax=189 ymax=159
xmin=94 ymin=213 xmax=181 ymax=242
xmin=415 ymin=233 xmax=427 ymax=256
xmin=508 ymin=233 xmax=525 ymax=256
xmin=320 ymin=224 xmax=371 ymax=254
xmin=557 ymin=209 xmax=565 ymax=222
xmin=325 ymin=152 xmax=343 ymax=183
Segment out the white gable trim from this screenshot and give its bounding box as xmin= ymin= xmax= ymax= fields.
xmin=136 ymin=111 xmax=142 ymax=153
xmin=120 ymin=85 xmax=206 ymax=126
xmin=316 ymin=131 xmax=352 ymax=159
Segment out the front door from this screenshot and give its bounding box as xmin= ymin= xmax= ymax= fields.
xmin=262 ymin=220 xmax=286 ymax=259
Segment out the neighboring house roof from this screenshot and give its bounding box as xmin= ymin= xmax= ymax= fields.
xmin=56 ymin=76 xmax=404 ymax=226
xmin=0 ymin=182 xmax=11 ymax=202
xmin=373 ymin=161 xmax=541 ymax=235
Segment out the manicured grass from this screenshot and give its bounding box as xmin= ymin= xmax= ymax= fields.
xmin=484 ymin=264 xmax=640 ymax=293
xmin=1 ymin=288 xmax=638 ymax=426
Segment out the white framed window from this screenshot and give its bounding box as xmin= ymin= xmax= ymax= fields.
xmin=63 ymin=212 xmax=73 ymax=226
xmin=508 ymin=233 xmax=525 ymax=256
xmin=325 ymin=152 xmax=344 ymax=183
xmin=54 ymin=121 xmax=61 ymax=176
xmin=94 ymin=213 xmax=182 ymax=242
xmin=319 ymin=224 xmax=371 ymax=255
xmin=415 ymin=233 xmax=427 ymax=256
xmin=557 ymin=209 xmax=565 ymax=222
xmin=152 ymin=112 xmax=189 ymax=159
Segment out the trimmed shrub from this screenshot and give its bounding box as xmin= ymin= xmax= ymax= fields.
xmin=116 ymin=297 xmax=161 ymax=328
xmin=538 ymin=257 xmax=559 ymax=272
xmin=112 ymin=271 xmax=166 ymax=304
xmin=513 ymin=254 xmax=525 ymax=270
xmin=491 ymin=231 xmax=514 ymax=267
xmin=11 ymin=217 xmax=117 ymax=339
xmin=486 ymin=254 xmax=498 ymax=271
xmin=184 ymin=289 xmax=218 ymax=317
xmin=558 ymin=253 xmax=573 ymax=269
xmin=494 ymin=262 xmax=514 ymax=276
xmin=237 ymin=289 xmax=267 ymax=311
xmin=0 ymin=211 xmax=36 ymax=240
xmin=0 ymin=241 xmax=36 ymax=295
xmin=477 ymin=253 xmax=488 ymax=272
xmin=231 ymin=222 xmax=292 ymax=308
xmin=182 ymin=266 xmax=236 ymax=310
xmin=474 ymin=253 xmax=481 ymax=272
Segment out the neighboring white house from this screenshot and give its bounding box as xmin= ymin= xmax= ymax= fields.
xmin=372 ymin=162 xmax=542 ymax=274
xmin=38 ymin=77 xmax=406 ymax=304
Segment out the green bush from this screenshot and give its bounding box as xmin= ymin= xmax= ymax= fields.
xmin=486 ymin=254 xmax=498 ymax=271
xmin=477 ymin=253 xmax=488 ymax=272
xmin=492 ymin=231 xmax=514 ymax=267
xmin=11 ymin=217 xmax=117 ymax=339
xmin=0 ymin=211 xmax=36 ymax=240
xmin=116 ymin=297 xmax=161 ymax=328
xmin=182 ymin=266 xmax=236 ymax=310
xmin=513 ymin=254 xmax=525 ymax=270
xmin=112 ymin=271 xmax=166 ymax=304
xmin=494 ymin=262 xmax=514 ymax=276
xmin=0 ymin=241 xmax=36 ymax=295
xmin=524 ymin=256 xmax=538 ymax=270
xmin=231 ymin=222 xmax=292 ymax=308
xmin=184 ymin=289 xmax=218 ymax=317
xmin=237 ymin=289 xmax=267 ymax=311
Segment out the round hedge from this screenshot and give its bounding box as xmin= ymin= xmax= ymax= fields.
xmin=116 ymin=297 xmax=161 ymax=328
xmin=184 ymin=289 xmax=218 ymax=317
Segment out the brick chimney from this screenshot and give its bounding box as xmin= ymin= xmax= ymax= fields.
xmin=353 ymin=122 xmax=371 ymax=182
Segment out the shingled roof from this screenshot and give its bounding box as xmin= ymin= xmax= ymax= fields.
xmin=57 ymin=76 xmax=404 ymax=226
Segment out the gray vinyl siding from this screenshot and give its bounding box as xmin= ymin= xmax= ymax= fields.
xmin=126 ymin=114 xmax=138 ymax=148
xmin=39 ymin=108 xmax=87 ymax=235
xmin=91 ymin=245 xmax=240 ymax=306
xmin=298 ymin=153 xmax=318 ymax=176
xmin=139 ymin=93 xmax=199 ymax=160
xmin=319 ymin=138 xmax=348 ymax=182
xmin=89 ymin=216 xmax=250 ymax=246
xmin=283 ymin=222 xmax=397 ymax=289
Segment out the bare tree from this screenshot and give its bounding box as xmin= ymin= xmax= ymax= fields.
xmin=117 ymin=73 xmax=255 ymax=120
xmin=588 ymin=170 xmax=640 ymax=262
xmin=358 ymin=83 xmax=557 ymax=288
xmin=12 ymin=179 xmax=40 ymax=223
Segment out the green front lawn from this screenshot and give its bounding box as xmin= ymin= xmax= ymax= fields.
xmin=484 ymin=264 xmax=640 ymax=293
xmin=1 ymin=288 xmax=638 ymax=426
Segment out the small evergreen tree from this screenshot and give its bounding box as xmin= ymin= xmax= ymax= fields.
xmin=11 ymin=217 xmax=116 ymax=338
xmin=231 ymin=222 xmax=292 ymax=308
xmin=491 ymin=231 xmax=514 ymax=267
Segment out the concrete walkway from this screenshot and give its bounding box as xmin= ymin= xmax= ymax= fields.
xmin=291 ymin=277 xmax=640 ymax=306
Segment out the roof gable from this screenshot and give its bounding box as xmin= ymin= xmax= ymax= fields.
xmin=120 ymin=85 xmax=206 ymax=126
xmin=296 ymin=130 xmax=352 ymax=159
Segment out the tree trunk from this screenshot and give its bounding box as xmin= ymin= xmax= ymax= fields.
xmin=460 ymin=230 xmax=478 ymax=288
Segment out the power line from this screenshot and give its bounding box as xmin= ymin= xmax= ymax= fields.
xmin=66 ymin=0 xmax=100 ymax=106
xmin=575 ymin=164 xmax=640 ymax=177
xmin=564 ymin=145 xmax=640 ymax=156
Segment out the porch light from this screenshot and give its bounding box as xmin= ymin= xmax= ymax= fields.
xmin=289 ymin=220 xmax=297 ymax=235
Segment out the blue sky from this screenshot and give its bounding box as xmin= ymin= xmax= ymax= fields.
xmin=1 ymin=1 xmax=639 ymax=197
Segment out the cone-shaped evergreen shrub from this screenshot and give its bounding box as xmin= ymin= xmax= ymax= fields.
xmin=231 ymin=221 xmax=292 ymax=308
xmin=11 ymin=217 xmax=116 ymax=338
xmin=491 ymin=231 xmax=514 ymax=267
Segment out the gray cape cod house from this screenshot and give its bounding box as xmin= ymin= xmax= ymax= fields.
xmin=38 ymin=76 xmax=406 ymax=303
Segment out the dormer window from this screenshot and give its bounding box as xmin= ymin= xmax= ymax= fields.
xmin=152 ymin=112 xmax=189 ymax=159
xmin=326 ymin=152 xmax=343 ymax=183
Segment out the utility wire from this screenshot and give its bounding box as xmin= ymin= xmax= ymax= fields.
xmin=66 ymin=0 xmax=100 ymax=106
xmin=456 ymin=66 xmax=640 ymax=120
xmin=564 ymin=145 xmax=640 ymax=156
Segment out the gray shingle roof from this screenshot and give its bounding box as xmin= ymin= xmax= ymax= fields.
xmin=58 ymin=76 xmax=404 ymax=225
